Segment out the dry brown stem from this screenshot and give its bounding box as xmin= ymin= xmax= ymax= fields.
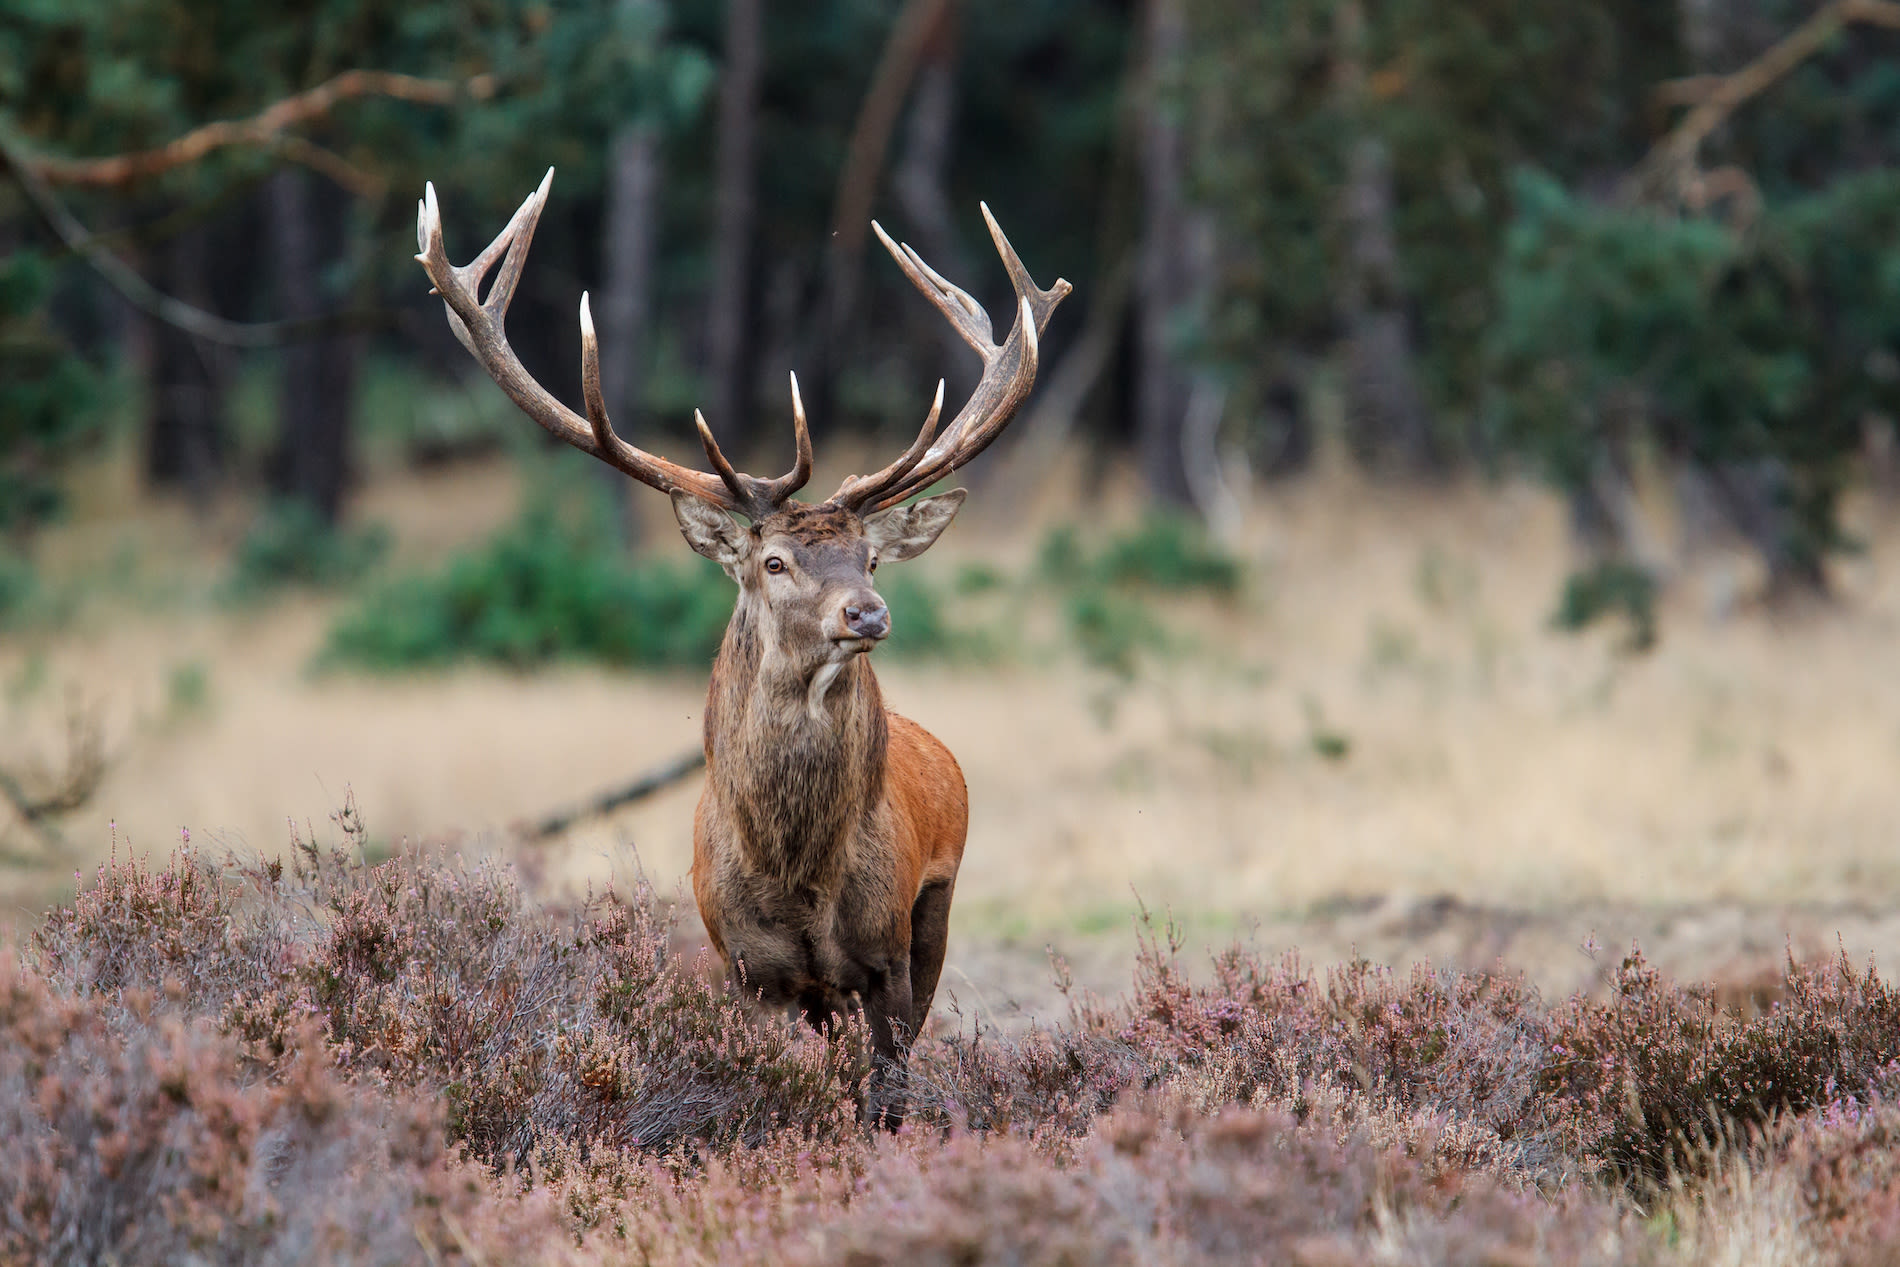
xmin=1624 ymin=0 xmax=1900 ymax=206
xmin=22 ymin=69 xmax=495 ymax=188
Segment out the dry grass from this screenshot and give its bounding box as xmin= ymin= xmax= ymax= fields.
xmin=5 ymin=449 xmax=1900 ymax=1004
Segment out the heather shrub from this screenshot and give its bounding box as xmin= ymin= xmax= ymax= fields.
xmin=34 ymin=838 xmax=296 ymax=1020
xmin=1545 ymin=947 xmax=1900 ymax=1182
xmin=1771 ymin=1098 xmax=1900 ymax=1264
xmin=33 ymin=816 xmax=864 ymax=1172
xmin=15 ymin=821 xmax=1900 ymax=1263
xmin=0 ymin=951 xmax=573 ymax=1267
xmin=772 ymin=1097 xmax=1630 ymax=1267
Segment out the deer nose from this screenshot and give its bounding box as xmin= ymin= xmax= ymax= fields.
xmin=843 ymin=602 xmax=890 ymax=640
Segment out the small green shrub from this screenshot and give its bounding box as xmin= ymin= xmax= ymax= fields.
xmin=1037 ymin=515 xmax=1242 ymax=676
xmin=1067 ymin=586 xmax=1165 ymax=679
xmin=878 ymin=570 xmax=960 ymax=660
xmin=223 ymin=501 xmax=390 ymax=600
xmin=1553 ymin=560 xmax=1658 ymax=652
xmin=322 ymin=504 xmax=733 ymax=671
xmin=323 ymin=492 xmax=973 ymax=672
xmin=0 ymin=556 xmax=36 ymax=628
xmin=1093 ymin=513 xmax=1244 ymax=594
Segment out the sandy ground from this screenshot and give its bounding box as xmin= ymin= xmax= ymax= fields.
xmin=6 ymin=448 xmax=1900 ymax=1020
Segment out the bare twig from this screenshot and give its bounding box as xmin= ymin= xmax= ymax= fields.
xmin=1623 ymin=0 xmax=1900 ymax=206
xmin=276 ymin=135 xmax=386 ymax=201
xmin=519 ymin=749 xmax=706 ymax=843
xmin=0 ymin=704 xmax=107 ymax=855
xmin=0 ymin=130 xmax=389 ymax=347
xmin=21 ymin=69 xmax=496 ymax=188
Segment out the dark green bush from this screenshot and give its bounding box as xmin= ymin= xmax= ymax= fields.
xmin=223 ymin=500 xmax=391 ymax=600
xmin=1094 ymin=514 xmax=1244 ymax=594
xmin=1040 ymin=515 xmax=1243 ymax=596
xmin=1037 ymin=515 xmax=1242 ymax=676
xmin=1067 ymin=587 xmax=1166 ymax=680
xmin=321 ymin=499 xmax=966 ymax=671
xmin=321 ymin=503 xmax=733 ymax=671
xmin=1552 ymin=560 xmax=1658 ymax=652
xmin=0 ymin=250 xmax=101 ymax=539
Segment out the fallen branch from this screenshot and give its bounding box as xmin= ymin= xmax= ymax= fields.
xmin=519 ymin=748 xmax=707 ymax=842
xmin=21 ymin=69 xmax=495 ymax=188
xmin=1623 ymin=0 xmax=1900 ymax=206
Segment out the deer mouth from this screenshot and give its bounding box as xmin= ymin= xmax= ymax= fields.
xmin=829 ymin=632 xmax=884 ymax=655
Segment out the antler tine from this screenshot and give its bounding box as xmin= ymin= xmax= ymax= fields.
xmin=752 ymin=372 xmax=816 ymax=506
xmin=980 ymin=201 xmax=1040 ymax=311
xmin=832 ymin=208 xmax=1069 ymax=513
xmin=420 ymin=172 xmax=768 ymax=516
xmin=871 ymin=222 xmax=993 ymax=354
xmin=685 ymin=372 xmax=817 ymax=516
xmin=692 ymin=410 xmax=757 ymax=511
xmin=829 ymin=380 xmax=945 ymax=509
xmin=877 ymin=296 xmax=1040 ymax=501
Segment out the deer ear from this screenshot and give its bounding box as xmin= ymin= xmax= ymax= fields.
xmin=863 ymin=489 xmax=967 ymax=562
xmin=671 ymin=490 xmax=751 ymax=567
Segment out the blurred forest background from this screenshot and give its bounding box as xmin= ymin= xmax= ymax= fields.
xmin=10 ymin=0 xmax=1900 ymax=593
xmin=4 ymin=0 xmax=1900 ymax=999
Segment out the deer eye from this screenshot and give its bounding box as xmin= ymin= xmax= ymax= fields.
xmin=868 ymin=555 xmax=878 ymax=574
xmin=764 ymin=557 xmax=787 ymax=575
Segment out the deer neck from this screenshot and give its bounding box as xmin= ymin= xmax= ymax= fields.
xmin=703 ymin=598 xmax=888 ymax=891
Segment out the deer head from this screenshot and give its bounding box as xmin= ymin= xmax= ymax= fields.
xmin=414 ymin=170 xmax=1070 ymax=663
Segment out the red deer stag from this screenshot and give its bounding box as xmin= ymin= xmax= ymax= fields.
xmin=415 ymin=170 xmax=1068 ymax=1122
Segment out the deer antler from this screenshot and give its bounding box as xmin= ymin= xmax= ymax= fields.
xmin=416 ymin=170 xmax=810 ymax=519
xmin=829 ymin=204 xmax=1072 ymax=513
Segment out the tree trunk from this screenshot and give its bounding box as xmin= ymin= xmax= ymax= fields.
xmin=142 ymin=224 xmax=228 ymax=498
xmin=266 ymin=167 xmax=356 ymax=523
xmin=1700 ymin=457 xmax=1827 ymax=599
xmin=892 ymin=13 xmax=975 ymax=406
xmin=598 ymin=122 xmax=661 ymax=543
xmin=1672 ymin=0 xmax=1823 ymax=598
xmin=1336 ymin=0 xmax=1435 ymax=476
xmin=1134 ymin=0 xmax=1195 ymax=507
xmin=705 ymin=0 xmax=763 ymax=451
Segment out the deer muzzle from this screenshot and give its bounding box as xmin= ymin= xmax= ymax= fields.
xmin=838 ymin=599 xmax=890 ymax=644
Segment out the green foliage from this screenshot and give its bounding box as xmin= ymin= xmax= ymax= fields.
xmin=1038 ymin=515 xmax=1243 ymax=677
xmin=0 ymin=249 xmax=101 ymax=539
xmin=1094 ymin=513 xmax=1244 ymax=594
xmin=1552 ymin=560 xmax=1658 ymax=653
xmin=1065 ymin=587 xmax=1166 ymax=681
xmin=321 ymin=501 xmax=733 ymax=671
xmin=0 ymin=554 xmax=37 ymax=629
xmin=323 ymin=493 xmax=976 ymax=672
xmin=1188 ymin=0 xmax=1680 ymax=438
xmin=1040 ymin=515 xmax=1243 ymax=596
xmin=1489 ymin=167 xmax=1900 ymax=583
xmin=223 ymin=500 xmax=390 ymax=600
xmin=875 ymin=569 xmax=976 ymax=662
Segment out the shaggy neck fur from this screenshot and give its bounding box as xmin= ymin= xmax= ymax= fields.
xmin=703 ymin=592 xmax=889 ymax=893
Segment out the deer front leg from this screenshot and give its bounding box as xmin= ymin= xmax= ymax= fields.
xmin=860 ymin=961 xmax=914 ymax=1130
